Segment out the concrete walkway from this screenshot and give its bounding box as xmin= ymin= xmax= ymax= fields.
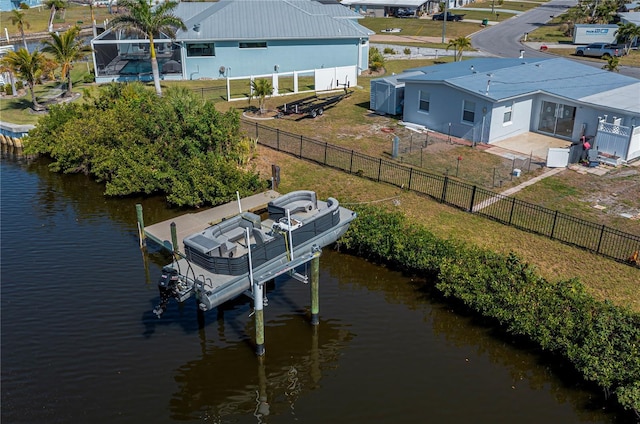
xmin=473 ymin=167 xmax=565 ymax=211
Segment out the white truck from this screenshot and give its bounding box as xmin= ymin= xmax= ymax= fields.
xmin=573 ymin=24 xmax=618 ymax=45
xmin=574 ymin=43 xmax=625 ymax=58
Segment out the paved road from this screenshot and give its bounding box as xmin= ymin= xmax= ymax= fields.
xmin=470 ymin=0 xmax=640 ymax=79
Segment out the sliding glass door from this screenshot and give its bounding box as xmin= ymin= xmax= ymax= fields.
xmin=538 ymin=101 xmax=575 ymax=138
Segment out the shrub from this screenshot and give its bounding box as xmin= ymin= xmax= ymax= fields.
xmin=383 ymin=47 xmax=396 ymax=55
xmin=341 ymin=206 xmax=640 ymax=417
xmin=24 ymin=82 xmax=267 ymax=207
xmin=404 ymin=48 xmax=411 ymax=55
xmin=368 ymin=47 xmax=385 ymax=71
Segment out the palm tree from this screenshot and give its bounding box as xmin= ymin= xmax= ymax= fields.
xmin=0 ymin=48 xmax=45 ymax=110
xmin=249 ymin=78 xmax=274 ymax=114
xmin=0 ymin=60 xmax=18 ymax=97
xmin=45 ymin=0 xmax=67 ymax=32
xmin=446 ymin=36 xmax=472 ymax=62
xmin=41 ymin=26 xmax=91 ymax=97
xmin=10 ymin=9 xmax=30 ymax=50
xmin=602 ymin=55 xmax=620 ymax=72
xmin=615 ymin=22 xmax=640 ymax=54
xmin=109 ymin=0 xmax=186 ymax=96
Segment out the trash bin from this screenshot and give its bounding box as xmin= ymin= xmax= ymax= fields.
xmin=482 ymin=18 xmax=488 ymax=26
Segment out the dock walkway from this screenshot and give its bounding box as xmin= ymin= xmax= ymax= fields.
xmin=144 ymin=190 xmax=280 ymax=252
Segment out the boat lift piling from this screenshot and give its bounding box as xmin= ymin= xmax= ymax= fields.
xmin=310 ymin=256 xmax=320 ymax=325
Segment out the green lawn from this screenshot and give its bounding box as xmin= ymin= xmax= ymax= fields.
xmin=1 ymin=3 xmax=114 ymax=37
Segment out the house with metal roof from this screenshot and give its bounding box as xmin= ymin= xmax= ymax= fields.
xmin=374 ymin=57 xmax=640 ymax=162
xmin=0 ymin=0 xmax=40 ymax=11
xmin=340 ymin=0 xmax=433 ymax=17
xmin=91 ymin=0 xmax=373 ymax=90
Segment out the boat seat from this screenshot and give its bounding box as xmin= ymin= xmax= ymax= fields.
xmin=224 ymin=227 xmax=246 ymax=242
xmin=219 ymin=240 xmax=237 ymax=258
xmin=252 ymin=228 xmax=274 ymax=245
xmin=286 ymin=200 xmax=314 ymax=214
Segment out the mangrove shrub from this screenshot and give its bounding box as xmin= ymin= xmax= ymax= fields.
xmin=25 ymin=83 xmax=266 ymax=207
xmin=340 ymin=205 xmax=640 ymax=417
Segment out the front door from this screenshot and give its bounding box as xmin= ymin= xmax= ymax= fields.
xmin=538 ymin=101 xmax=576 ymax=138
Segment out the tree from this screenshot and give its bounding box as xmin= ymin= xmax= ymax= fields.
xmin=563 ymin=4 xmax=589 ymax=37
xmin=615 ymin=22 xmax=640 ymax=54
xmin=108 ymin=0 xmax=186 ymax=96
xmin=0 ymin=48 xmax=45 ymax=110
xmin=41 ymin=26 xmax=91 ymax=97
xmin=591 ymin=0 xmax=617 ymax=23
xmin=249 ymin=78 xmax=273 ymax=114
xmin=446 ymin=36 xmax=472 ymax=61
xmin=602 ymin=55 xmax=620 ymax=72
xmin=0 ymin=60 xmax=18 ymax=97
xmin=10 ymin=9 xmax=30 ymax=50
xmin=44 ymin=0 xmax=67 ymax=32
xmin=368 ymin=46 xmax=385 ymax=72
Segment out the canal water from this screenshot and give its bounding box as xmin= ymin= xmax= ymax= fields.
xmin=0 ymin=151 xmax=624 ymax=423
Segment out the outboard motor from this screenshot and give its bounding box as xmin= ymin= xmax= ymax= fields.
xmin=153 ymin=266 xmax=180 ymax=318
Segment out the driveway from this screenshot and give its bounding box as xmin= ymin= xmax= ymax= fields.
xmin=470 ymin=0 xmax=640 ymax=79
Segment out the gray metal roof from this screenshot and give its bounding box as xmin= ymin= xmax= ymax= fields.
xmin=176 ymin=0 xmax=374 ymax=41
xmin=400 ymin=58 xmax=640 ymax=114
xmin=618 ymin=11 xmax=640 ymax=25
xmin=372 ymin=70 xmax=424 ymax=86
xmin=341 ymin=0 xmax=429 ymax=7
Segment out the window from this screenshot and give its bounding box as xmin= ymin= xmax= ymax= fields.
xmin=503 ymin=102 xmax=513 ymax=124
xmin=419 ymin=91 xmax=430 ymax=112
xmin=187 ymin=43 xmax=215 ymax=57
xmin=462 ymin=100 xmax=475 ymax=123
xmin=239 ymin=41 xmax=267 ymax=49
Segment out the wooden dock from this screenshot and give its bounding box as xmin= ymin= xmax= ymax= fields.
xmin=144 ymin=190 xmax=280 ymax=252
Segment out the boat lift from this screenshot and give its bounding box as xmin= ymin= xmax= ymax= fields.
xmin=137 ymin=191 xmax=354 ymax=356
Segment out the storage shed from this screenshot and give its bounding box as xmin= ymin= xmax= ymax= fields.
xmin=370 ymin=71 xmax=423 ymax=115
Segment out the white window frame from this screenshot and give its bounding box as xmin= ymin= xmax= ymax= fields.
xmin=503 ymin=101 xmax=513 ymax=125
xmin=462 ymin=100 xmax=475 ymax=124
xmin=418 ymin=90 xmax=430 ymax=113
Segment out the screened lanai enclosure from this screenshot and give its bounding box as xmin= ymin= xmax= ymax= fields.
xmin=91 ymin=29 xmax=183 ymax=83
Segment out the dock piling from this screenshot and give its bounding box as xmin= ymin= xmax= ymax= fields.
xmin=310 ymin=256 xmax=320 ymax=325
xmin=170 ymin=222 xmax=178 ymax=255
xmin=135 ymin=204 xmax=146 ymax=248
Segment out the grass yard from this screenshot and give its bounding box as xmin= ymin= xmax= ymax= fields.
xmin=1 ymin=3 xmax=114 ymax=37
xmin=462 ymin=0 xmax=543 ymax=12
xmin=360 ymin=16 xmax=492 ymax=38
xmin=251 ymin=146 xmax=640 ymax=313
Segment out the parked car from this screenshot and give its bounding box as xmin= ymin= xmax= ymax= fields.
xmin=432 ymin=12 xmax=465 ymax=21
xmin=394 ymin=8 xmax=416 ymax=17
xmin=574 ymin=43 xmax=625 ymax=58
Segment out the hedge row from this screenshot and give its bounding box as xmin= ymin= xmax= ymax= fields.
xmin=339 ymin=205 xmax=640 ymax=417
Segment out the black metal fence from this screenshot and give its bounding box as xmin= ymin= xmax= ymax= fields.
xmin=240 ymin=119 xmax=640 ymax=267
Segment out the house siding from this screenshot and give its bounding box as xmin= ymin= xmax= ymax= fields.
xmin=488 ymin=97 xmax=533 ymax=143
xmin=403 ymin=82 xmax=492 ymax=140
xmin=183 ymin=38 xmax=363 ymax=80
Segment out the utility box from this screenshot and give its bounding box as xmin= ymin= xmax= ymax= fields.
xmin=573 ymin=25 xmax=618 ymax=44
